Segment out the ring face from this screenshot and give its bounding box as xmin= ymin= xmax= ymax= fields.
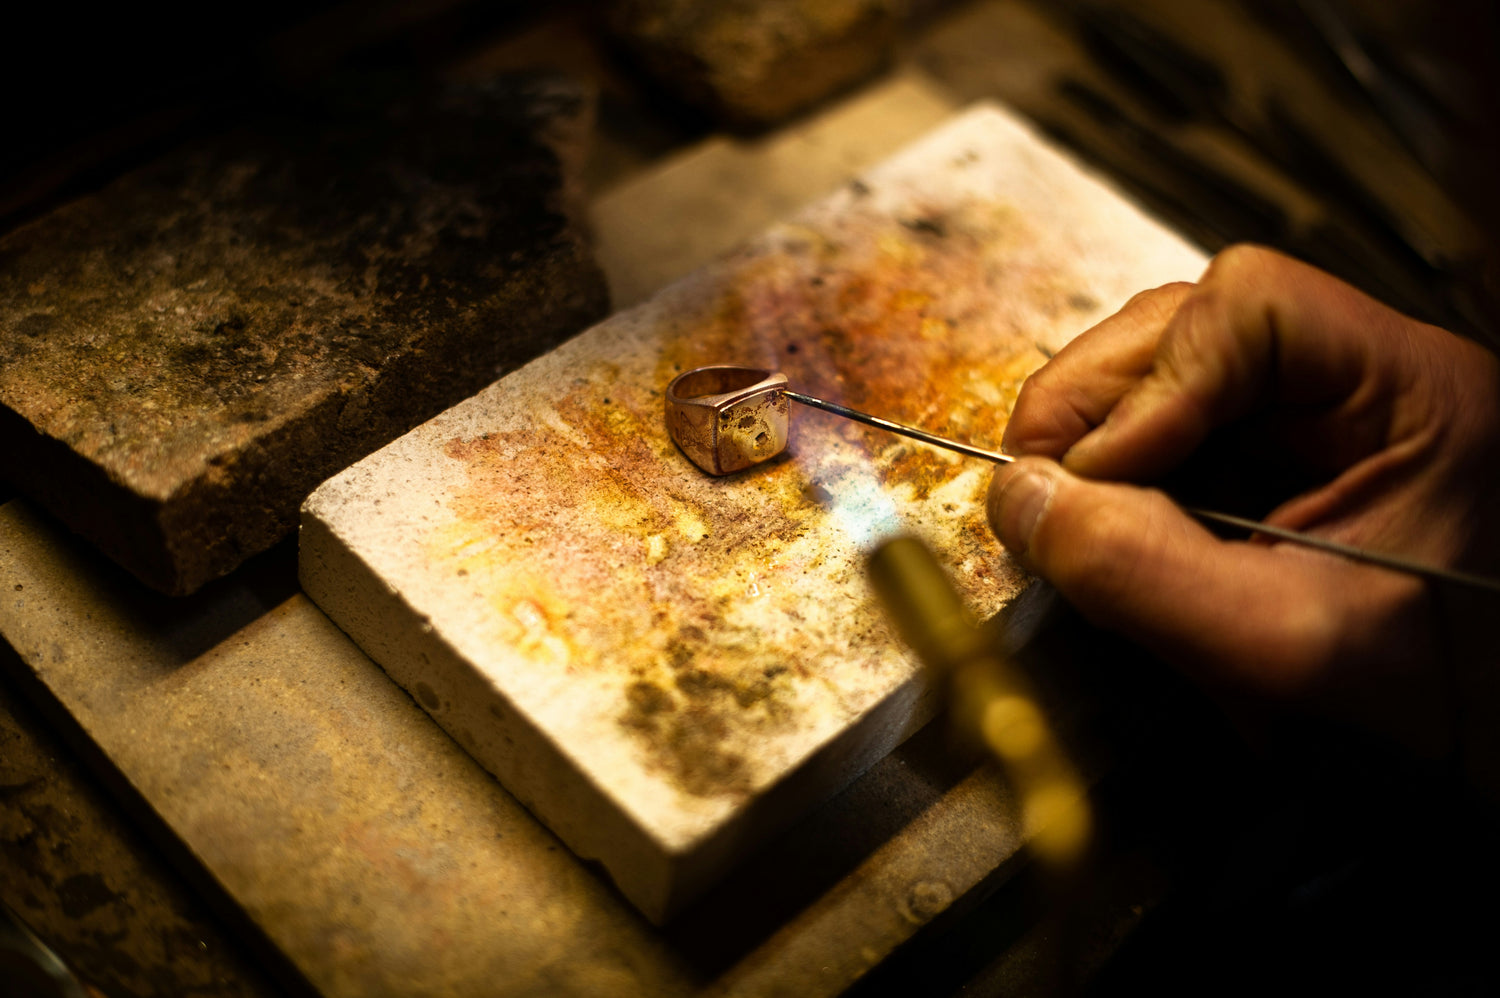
xmin=666 ymin=366 xmax=791 ymax=475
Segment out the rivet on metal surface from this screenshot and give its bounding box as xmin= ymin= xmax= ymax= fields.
xmin=665 ymin=366 xmax=791 ymax=475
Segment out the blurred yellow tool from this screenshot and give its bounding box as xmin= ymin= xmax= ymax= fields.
xmin=868 ymin=536 xmax=1091 ymax=870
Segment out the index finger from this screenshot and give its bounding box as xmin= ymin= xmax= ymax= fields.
xmin=1060 ymin=245 xmax=1447 ymax=483
xmin=1003 ymin=282 xmax=1195 ymax=458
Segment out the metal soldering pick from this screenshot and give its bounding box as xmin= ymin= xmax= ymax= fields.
xmin=783 ymin=389 xmax=1500 ymax=595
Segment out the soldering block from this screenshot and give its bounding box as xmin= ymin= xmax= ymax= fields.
xmin=0 ymin=75 xmax=608 ymax=595
xmin=301 ymin=103 xmax=1206 ymax=923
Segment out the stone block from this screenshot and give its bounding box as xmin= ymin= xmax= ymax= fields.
xmin=301 ymin=104 xmax=1206 ymax=923
xmin=0 ymin=75 xmax=609 ymax=595
xmin=608 ymin=0 xmax=899 ymax=128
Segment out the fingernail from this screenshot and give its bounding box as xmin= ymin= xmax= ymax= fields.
xmin=990 ymin=463 xmax=1056 ymax=558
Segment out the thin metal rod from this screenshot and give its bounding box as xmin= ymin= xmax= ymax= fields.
xmin=1185 ymin=509 xmax=1500 ymax=593
xmin=784 ymin=390 xmax=1015 ymax=465
xmin=783 ymin=390 xmax=1500 ymax=595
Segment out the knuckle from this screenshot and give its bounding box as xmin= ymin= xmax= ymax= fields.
xmin=1011 ymin=367 xmax=1055 ymax=407
xmin=1122 ymin=282 xmax=1195 ymax=325
xmin=1238 ymin=563 xmax=1416 ymax=698
xmin=1203 ymin=243 xmax=1281 ymax=284
xmin=1158 ymin=252 xmax=1285 ymax=414
xmin=1255 ymin=597 xmax=1342 ymax=696
xmin=1005 ymin=381 xmax=1080 ymax=455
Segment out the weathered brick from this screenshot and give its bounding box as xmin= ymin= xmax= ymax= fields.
xmin=0 ymin=76 xmax=609 ymax=594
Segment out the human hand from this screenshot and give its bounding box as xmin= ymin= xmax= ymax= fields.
xmin=987 ymin=246 xmax=1500 ymax=751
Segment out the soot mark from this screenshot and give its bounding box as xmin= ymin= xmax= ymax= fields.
xmin=619 ymin=627 xmax=794 ymax=800
xmin=900 ymin=214 xmax=947 ymax=238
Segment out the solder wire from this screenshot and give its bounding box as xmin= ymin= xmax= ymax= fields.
xmin=782 ymin=389 xmax=1500 ymax=595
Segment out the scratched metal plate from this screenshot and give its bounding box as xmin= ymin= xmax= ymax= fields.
xmin=302 ymin=104 xmax=1206 ymax=920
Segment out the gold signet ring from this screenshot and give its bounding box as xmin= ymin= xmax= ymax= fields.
xmin=665 ymin=366 xmax=791 ymax=475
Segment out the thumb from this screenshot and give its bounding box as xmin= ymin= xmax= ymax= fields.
xmin=986 ymin=457 xmax=1353 ymax=696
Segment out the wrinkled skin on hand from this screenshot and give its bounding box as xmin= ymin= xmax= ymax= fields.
xmin=987 ymin=245 xmax=1500 ymax=755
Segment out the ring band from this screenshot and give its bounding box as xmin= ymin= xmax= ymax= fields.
xmin=665 ymin=366 xmax=791 ymax=475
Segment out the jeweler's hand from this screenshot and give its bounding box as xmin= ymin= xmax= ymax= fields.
xmin=987 ymin=245 xmax=1500 ymax=751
